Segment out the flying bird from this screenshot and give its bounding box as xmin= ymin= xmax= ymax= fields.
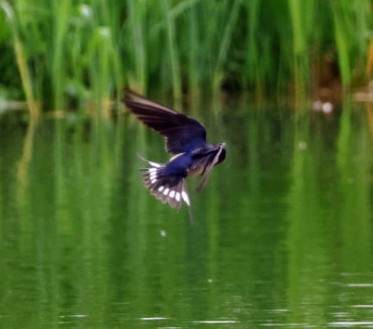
xmin=123 ymin=90 xmax=226 ymax=209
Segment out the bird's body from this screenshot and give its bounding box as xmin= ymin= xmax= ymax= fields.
xmin=123 ymin=90 xmax=226 ymax=209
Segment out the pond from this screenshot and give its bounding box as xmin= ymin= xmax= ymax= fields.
xmin=0 ymin=99 xmax=372 ymax=328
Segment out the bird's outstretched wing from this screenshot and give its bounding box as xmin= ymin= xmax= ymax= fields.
xmin=123 ymin=89 xmax=207 ymax=154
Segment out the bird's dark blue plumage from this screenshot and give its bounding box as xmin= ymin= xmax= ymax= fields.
xmin=123 ymin=89 xmax=226 ymax=209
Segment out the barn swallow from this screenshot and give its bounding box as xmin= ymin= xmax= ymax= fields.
xmin=123 ymin=89 xmax=226 ymax=209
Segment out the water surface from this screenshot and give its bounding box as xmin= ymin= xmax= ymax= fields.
xmin=0 ymin=101 xmax=372 ymax=328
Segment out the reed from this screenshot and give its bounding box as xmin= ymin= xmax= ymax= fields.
xmin=162 ymin=0 xmax=182 ymax=103
xmin=0 ymin=0 xmax=371 ymax=114
xmin=1 ymin=1 xmax=39 ymax=119
xmin=125 ymin=0 xmax=147 ymax=92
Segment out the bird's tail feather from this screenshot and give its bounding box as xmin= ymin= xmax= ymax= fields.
xmin=141 ymin=163 xmax=190 ymax=209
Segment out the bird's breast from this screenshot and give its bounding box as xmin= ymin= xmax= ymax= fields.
xmin=187 ymin=154 xmax=210 ymax=177
xmin=187 ymin=165 xmax=205 ymax=177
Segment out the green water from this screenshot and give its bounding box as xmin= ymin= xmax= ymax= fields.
xmin=0 ymin=102 xmax=372 ymax=328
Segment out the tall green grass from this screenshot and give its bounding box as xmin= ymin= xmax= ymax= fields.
xmin=1 ymin=1 xmax=39 ymax=119
xmin=0 ymin=0 xmax=372 ymax=115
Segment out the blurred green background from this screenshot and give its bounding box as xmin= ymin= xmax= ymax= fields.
xmin=1 ymin=0 xmax=373 ymax=116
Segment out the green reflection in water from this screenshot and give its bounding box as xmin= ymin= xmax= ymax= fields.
xmin=0 ymin=102 xmax=372 ymax=328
